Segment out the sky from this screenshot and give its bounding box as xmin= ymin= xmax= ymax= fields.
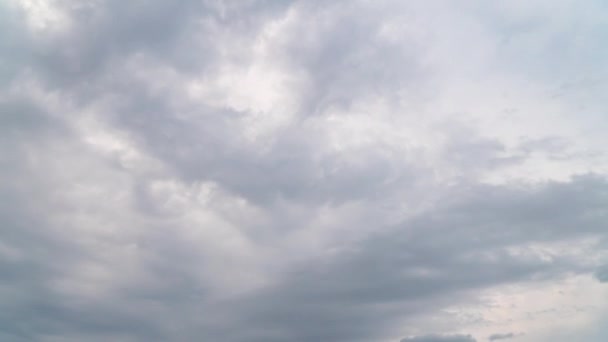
xmin=1 ymin=0 xmax=608 ymax=341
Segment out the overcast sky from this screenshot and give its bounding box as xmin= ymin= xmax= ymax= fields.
xmin=1 ymin=1 xmax=608 ymax=341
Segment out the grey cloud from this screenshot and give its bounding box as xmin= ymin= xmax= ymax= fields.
xmin=594 ymin=265 xmax=608 ymax=283
xmin=217 ymin=176 xmax=608 ymax=341
xmin=401 ymin=334 xmax=476 ymax=342
xmin=278 ymin=1 xmax=430 ymax=116
xmin=2 ymin=0 xmax=608 ymax=341
xmin=0 ymin=3 xmax=32 ymax=86
xmin=15 ymin=0 xmax=294 ymax=93
xmin=68 ymin=1 xmax=429 ymax=205
xmin=488 ymin=333 xmax=516 ymax=341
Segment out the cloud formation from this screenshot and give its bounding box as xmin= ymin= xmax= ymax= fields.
xmin=401 ymin=334 xmax=477 ymax=342
xmin=594 ymin=266 xmax=608 ymax=283
xmin=489 ymin=333 xmax=516 ymax=341
xmin=2 ymin=0 xmax=608 ymax=341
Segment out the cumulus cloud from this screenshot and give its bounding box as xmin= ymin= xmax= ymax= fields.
xmin=2 ymin=0 xmax=608 ymax=341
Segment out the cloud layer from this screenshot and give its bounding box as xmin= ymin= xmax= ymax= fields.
xmin=2 ymin=0 xmax=608 ymax=341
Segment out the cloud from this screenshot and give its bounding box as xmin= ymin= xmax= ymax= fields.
xmin=488 ymin=333 xmax=516 ymax=341
xmin=594 ymin=266 xmax=608 ymax=283
xmin=401 ymin=334 xmax=477 ymax=342
xmin=1 ymin=0 xmax=608 ymax=341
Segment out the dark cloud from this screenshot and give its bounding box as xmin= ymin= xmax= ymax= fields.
xmin=401 ymin=334 xmax=477 ymax=342
xmin=210 ymin=176 xmax=608 ymax=341
xmin=594 ymin=266 xmax=608 ymax=283
xmin=488 ymin=333 xmax=516 ymax=341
